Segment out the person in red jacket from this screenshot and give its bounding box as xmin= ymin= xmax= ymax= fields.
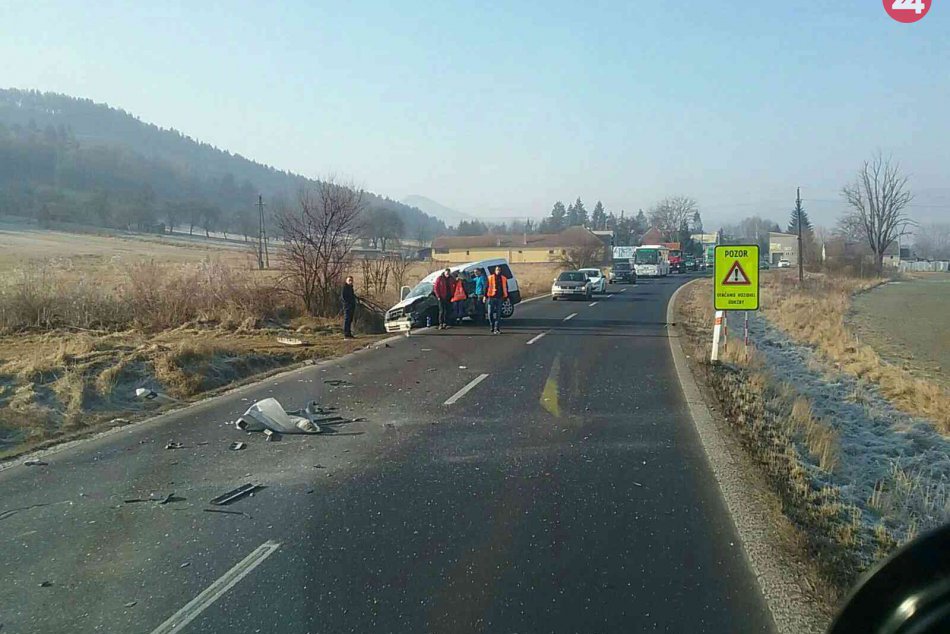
xmin=432 ymin=268 xmax=453 ymax=329
xmin=451 ymin=271 xmax=469 ymax=323
xmin=486 ymin=265 xmax=508 ymax=334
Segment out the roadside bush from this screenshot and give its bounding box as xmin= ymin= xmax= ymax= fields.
xmin=0 ymin=261 xmax=294 ymax=334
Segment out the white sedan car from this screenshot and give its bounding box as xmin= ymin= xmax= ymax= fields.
xmin=578 ymin=268 xmax=607 ymax=294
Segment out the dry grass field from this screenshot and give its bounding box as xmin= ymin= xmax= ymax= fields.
xmin=848 ymin=273 xmax=950 ymax=391
xmin=0 ymin=226 xmax=562 ymax=455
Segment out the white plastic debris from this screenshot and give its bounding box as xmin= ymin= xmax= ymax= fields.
xmin=235 ymin=398 xmax=324 ymax=435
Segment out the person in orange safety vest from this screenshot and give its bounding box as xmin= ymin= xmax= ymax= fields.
xmin=485 ymin=265 xmax=508 ymax=334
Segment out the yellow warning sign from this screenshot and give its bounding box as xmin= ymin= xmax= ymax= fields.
xmin=714 ymin=245 xmax=759 ymax=310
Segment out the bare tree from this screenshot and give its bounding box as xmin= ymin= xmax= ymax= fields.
xmin=278 ymin=180 xmax=366 ymax=315
xmin=360 ymin=257 xmax=391 ymax=297
xmin=834 ymin=211 xmax=865 ymax=242
xmin=648 ymin=196 xmax=698 ymax=241
xmin=389 ymin=256 xmax=413 ymax=291
xmin=841 ymin=153 xmax=915 ymax=273
xmin=558 ymin=244 xmax=604 ymax=270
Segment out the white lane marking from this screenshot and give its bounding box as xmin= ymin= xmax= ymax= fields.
xmin=443 ymin=373 xmax=489 ymax=405
xmin=588 ymin=301 xmax=598 ymax=307
xmin=620 ymin=288 xmax=627 ymax=293
xmin=607 ymin=294 xmax=614 ymax=299
xmin=519 ymin=293 xmax=551 ymax=304
xmin=526 ymin=332 xmax=547 ymax=345
xmin=563 ymin=313 xmax=577 ymax=321
xmin=150 ymin=540 xmax=281 ymax=634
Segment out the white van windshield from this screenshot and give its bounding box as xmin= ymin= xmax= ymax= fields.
xmin=406 ymin=281 xmax=433 ymax=299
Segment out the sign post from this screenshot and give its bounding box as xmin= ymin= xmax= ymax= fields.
xmin=711 ymin=245 xmax=760 ymax=361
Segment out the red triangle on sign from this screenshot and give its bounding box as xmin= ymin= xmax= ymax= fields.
xmin=721 ymin=260 xmax=751 ymax=285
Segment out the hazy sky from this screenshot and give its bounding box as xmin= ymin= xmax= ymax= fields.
xmin=2 ymin=1 xmax=948 ymax=228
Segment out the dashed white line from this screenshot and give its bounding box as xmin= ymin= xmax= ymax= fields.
xmin=620 ymin=288 xmax=627 ymax=293
xmin=588 ymin=301 xmax=598 ymax=307
xmin=150 ymin=540 xmax=281 ymax=634
xmin=606 ymin=294 xmax=614 ymax=299
xmin=443 ymin=373 xmax=490 ymax=405
xmin=563 ymin=313 xmax=577 ymax=321
xmin=526 ymin=332 xmax=547 ymax=345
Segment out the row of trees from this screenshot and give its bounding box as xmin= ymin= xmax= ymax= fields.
xmin=720 ymin=154 xmax=922 ymax=274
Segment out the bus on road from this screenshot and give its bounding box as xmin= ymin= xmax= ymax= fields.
xmin=634 ymin=245 xmax=670 ymax=277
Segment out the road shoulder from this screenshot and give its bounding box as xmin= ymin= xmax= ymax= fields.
xmin=666 ymin=280 xmax=831 ymax=634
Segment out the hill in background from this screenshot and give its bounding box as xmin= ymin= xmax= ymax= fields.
xmin=0 ymin=88 xmax=446 ymax=240
xmin=401 ymin=194 xmax=474 ymax=227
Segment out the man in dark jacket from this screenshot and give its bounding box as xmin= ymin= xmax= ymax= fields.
xmin=341 ymin=276 xmax=357 ymax=339
xmin=433 ymin=268 xmax=453 ymax=329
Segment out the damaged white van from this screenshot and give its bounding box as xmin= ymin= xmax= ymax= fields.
xmin=384 ymin=258 xmax=521 ymax=333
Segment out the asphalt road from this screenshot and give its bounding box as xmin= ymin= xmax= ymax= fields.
xmin=0 ymin=273 xmax=774 ymax=633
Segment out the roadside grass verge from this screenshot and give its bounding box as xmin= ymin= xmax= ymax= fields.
xmin=0 ymin=261 xmax=385 ymax=458
xmin=675 ymin=278 xmax=949 ymax=599
xmin=760 ymin=271 xmax=950 ymax=432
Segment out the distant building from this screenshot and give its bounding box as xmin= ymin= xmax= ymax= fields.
xmin=431 ymin=226 xmax=607 ymax=263
xmin=768 ymin=232 xmax=799 ymax=265
xmin=591 ymin=230 xmax=615 ymax=248
xmin=641 ymin=227 xmax=664 ymax=245
xmin=822 ymin=239 xmax=900 ymax=269
xmin=690 ymin=232 xmax=718 ymax=245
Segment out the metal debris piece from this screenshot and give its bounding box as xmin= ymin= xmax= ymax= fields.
xmin=323 ymin=379 xmax=353 ymax=387
xmin=157 ymin=493 xmax=180 ymax=505
xmin=229 ymin=442 xmax=246 ymax=451
xmin=123 ymin=493 xmax=183 ymax=505
xmin=180 ymin=562 xmax=190 ymax=568
xmin=124 ymin=601 xmax=137 ymax=608
xmin=277 ymin=336 xmax=305 ymax=346
xmin=135 ymin=387 xmax=158 ymax=400
xmin=164 ymin=442 xmax=183 ymax=450
xmin=23 ymin=459 xmax=48 ymax=467
xmin=203 ymin=508 xmax=251 ymax=518
xmin=39 ymin=581 xmax=53 ymax=588
xmin=209 ymin=483 xmax=263 ymax=506
xmin=263 ymin=429 xmax=279 ymax=442
xmin=459 ymin=366 xmax=467 ymax=369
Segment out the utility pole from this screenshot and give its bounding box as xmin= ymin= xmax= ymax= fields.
xmin=257 ymin=194 xmax=269 ymax=270
xmin=796 ymin=187 xmax=804 ymax=284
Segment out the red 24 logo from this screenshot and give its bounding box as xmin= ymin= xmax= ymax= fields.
xmin=885 ymin=0 xmax=930 ymax=23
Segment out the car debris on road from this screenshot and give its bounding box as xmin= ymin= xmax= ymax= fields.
xmin=209 ymin=483 xmax=263 ymax=506
xmin=23 ymin=459 xmax=48 ymax=467
xmin=235 ymin=398 xmax=355 ymax=437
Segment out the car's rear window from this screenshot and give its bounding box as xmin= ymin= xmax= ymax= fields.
xmin=558 ymin=272 xmax=586 ymax=282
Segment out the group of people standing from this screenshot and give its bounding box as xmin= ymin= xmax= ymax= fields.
xmin=433 ymin=265 xmax=509 ymax=334
xmin=340 ymin=266 xmax=510 ymax=338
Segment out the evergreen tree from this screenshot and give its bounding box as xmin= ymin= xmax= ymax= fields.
xmin=591 ymin=201 xmax=607 ymax=230
xmin=567 ymin=197 xmax=587 ymax=227
xmin=542 ymin=201 xmax=567 ymax=232
xmin=788 ymin=200 xmax=813 ymax=236
xmin=690 ymin=211 xmax=703 ymax=233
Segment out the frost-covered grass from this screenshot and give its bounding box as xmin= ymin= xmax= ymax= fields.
xmin=747 ymin=312 xmax=950 ymax=543
xmin=761 ymin=271 xmax=950 ymax=432
xmin=676 ymin=277 xmax=950 ymax=593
